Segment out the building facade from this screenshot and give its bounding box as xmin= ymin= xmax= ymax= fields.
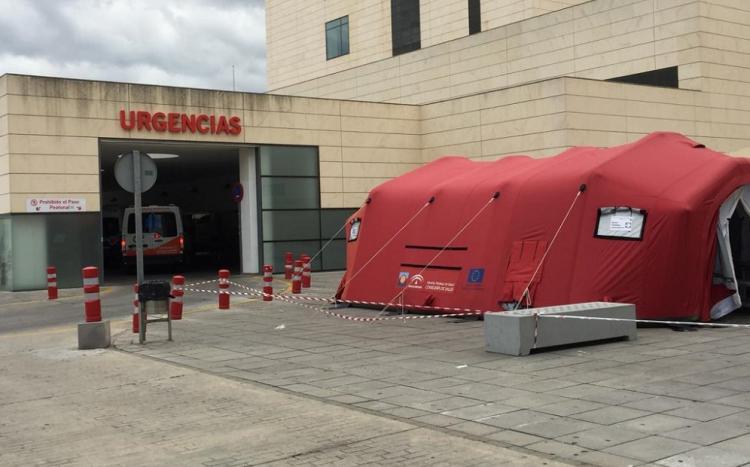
xmin=0 ymin=76 xmax=420 ymax=289
xmin=1 ymin=0 xmax=749 ymax=290
xmin=268 ymin=0 xmax=750 ymax=157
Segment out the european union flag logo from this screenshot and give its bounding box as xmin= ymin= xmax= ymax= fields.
xmin=467 ymin=268 xmax=484 ymax=284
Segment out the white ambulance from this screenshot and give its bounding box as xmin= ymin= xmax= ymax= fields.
xmin=121 ymin=205 xmax=184 ymax=267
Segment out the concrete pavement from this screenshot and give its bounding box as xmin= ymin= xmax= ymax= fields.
xmin=113 ymin=271 xmax=750 ymax=467
xmin=0 ymin=281 xmax=569 ymax=466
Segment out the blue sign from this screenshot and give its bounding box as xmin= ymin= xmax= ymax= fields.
xmin=397 ymin=272 xmax=410 ymax=287
xmin=467 ymin=268 xmax=484 ymax=284
xmin=231 ymin=182 xmax=244 ymax=203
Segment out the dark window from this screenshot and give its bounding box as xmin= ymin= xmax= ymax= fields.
xmin=607 ymin=66 xmax=679 ymax=88
xmin=326 ymin=16 xmax=349 ymax=60
xmin=259 ymin=145 xmax=355 ymax=272
xmin=468 ymin=0 xmax=481 ymax=35
xmin=391 ymin=0 xmax=421 ymax=56
xmin=127 ymin=212 xmax=177 ymax=236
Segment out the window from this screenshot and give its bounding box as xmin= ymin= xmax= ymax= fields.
xmin=326 ymin=16 xmax=349 ymax=60
xmin=607 ymin=66 xmax=679 ymax=88
xmin=259 ymin=145 xmax=356 ymax=272
xmin=468 ymin=0 xmax=481 ymax=35
xmin=127 ymin=212 xmax=177 ymax=236
xmin=595 ymin=207 xmax=647 ymax=240
xmin=391 ymin=0 xmax=421 ymax=56
xmin=348 ymin=218 xmax=361 ymax=242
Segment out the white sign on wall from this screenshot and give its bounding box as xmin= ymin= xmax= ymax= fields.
xmin=26 ymin=197 xmax=86 ymax=213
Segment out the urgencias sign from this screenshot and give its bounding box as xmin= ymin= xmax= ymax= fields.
xmin=119 ymin=110 xmax=241 ymax=135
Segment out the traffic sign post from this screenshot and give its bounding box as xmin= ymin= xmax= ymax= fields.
xmin=114 ymin=150 xmax=157 ymax=344
xmin=133 ymin=150 xmax=145 ymax=344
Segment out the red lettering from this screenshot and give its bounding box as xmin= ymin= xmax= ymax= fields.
xmin=228 ymin=116 xmax=241 ymax=135
xmin=122 ymin=110 xmax=240 ymax=135
xmin=136 ymin=111 xmax=151 ymax=131
xmin=181 ymin=114 xmax=196 ymax=133
xmin=167 ymin=113 xmax=180 ymax=133
xmin=119 ymin=110 xmax=135 ymax=130
xmin=216 ymin=116 xmax=229 ymax=134
xmin=151 ymin=112 xmax=167 ymax=131
xmin=196 ymin=114 xmax=210 ymax=134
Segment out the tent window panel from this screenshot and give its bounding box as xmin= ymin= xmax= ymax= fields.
xmin=595 ymin=207 xmax=647 ymax=240
xmin=348 ymin=218 xmax=361 ymax=242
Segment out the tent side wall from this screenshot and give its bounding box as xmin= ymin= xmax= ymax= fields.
xmin=340 ymin=133 xmax=750 ymax=321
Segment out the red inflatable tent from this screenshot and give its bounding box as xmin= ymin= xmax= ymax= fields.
xmin=338 ymin=132 xmax=750 ymax=321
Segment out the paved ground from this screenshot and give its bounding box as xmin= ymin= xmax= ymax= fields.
xmin=110 ymin=271 xmax=750 ymax=467
xmin=0 ymin=279 xmax=567 ymax=466
xmin=0 ymin=272 xmax=219 ymax=333
xmin=7 ymin=270 xmax=750 ymax=466
xmin=0 ymin=325 xmax=558 ymax=466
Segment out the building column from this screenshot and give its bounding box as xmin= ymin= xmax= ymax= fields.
xmin=239 ymin=147 xmax=259 ymax=274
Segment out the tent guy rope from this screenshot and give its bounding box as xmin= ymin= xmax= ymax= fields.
xmin=338 ymin=197 xmax=434 ymax=293
xmin=307 ymin=198 xmax=369 ymax=265
xmin=379 ymin=192 xmax=500 ymax=315
xmin=514 ymin=185 xmax=586 ymax=311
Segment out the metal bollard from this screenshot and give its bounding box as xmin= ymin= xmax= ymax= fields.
xmin=47 ymin=266 xmax=58 ymax=300
xmin=82 ymin=266 xmax=101 ymax=322
xmin=132 ymin=284 xmax=139 ymax=333
xmin=292 ymin=260 xmax=302 ymax=294
xmin=218 ymin=269 xmax=230 ymax=309
xmin=170 ymin=275 xmax=185 ymax=320
xmin=263 ymin=264 xmax=273 ymax=301
xmin=301 ymin=254 xmax=311 ymax=289
xmin=284 ymin=252 xmax=293 ymax=279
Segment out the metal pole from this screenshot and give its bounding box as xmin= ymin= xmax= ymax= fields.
xmin=134 ymin=150 xmax=146 ymax=344
xmin=167 ymin=312 xmax=172 ymax=341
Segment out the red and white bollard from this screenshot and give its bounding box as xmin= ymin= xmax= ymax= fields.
xmin=218 ymin=269 xmax=230 ymax=309
xmin=284 ymin=252 xmax=293 ymax=280
xmin=132 ymin=283 xmax=140 ymax=334
xmin=82 ymin=266 xmax=101 ymax=322
xmin=292 ymin=260 xmax=302 ymax=294
xmin=301 ymin=254 xmax=312 ymax=289
xmin=170 ymin=275 xmax=185 ymax=320
xmin=263 ymin=264 xmax=273 ymax=301
xmin=47 ymin=266 xmax=58 ymax=300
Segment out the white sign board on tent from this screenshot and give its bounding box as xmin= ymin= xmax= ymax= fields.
xmin=609 ymin=215 xmax=633 ymax=232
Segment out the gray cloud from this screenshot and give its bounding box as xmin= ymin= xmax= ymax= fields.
xmin=0 ymin=0 xmax=267 ymax=92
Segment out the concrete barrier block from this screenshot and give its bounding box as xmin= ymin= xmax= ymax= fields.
xmin=484 ymin=302 xmax=637 ymax=356
xmin=78 ymin=320 xmax=111 ymax=350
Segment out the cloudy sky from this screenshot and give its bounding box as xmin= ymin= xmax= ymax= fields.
xmin=0 ymin=0 xmax=267 ymax=92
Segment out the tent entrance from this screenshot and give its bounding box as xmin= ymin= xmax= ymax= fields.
xmin=713 ymin=186 xmax=750 ymax=319
xmin=730 ymin=206 xmax=750 ymax=308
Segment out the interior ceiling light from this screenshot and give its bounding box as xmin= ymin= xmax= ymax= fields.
xmin=147 ymin=153 xmax=180 ymax=159
xmin=115 ymin=152 xmax=180 ymax=160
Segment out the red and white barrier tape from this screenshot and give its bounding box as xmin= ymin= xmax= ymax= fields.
xmin=185 ymin=286 xmax=484 ymax=322
xmin=229 ymin=280 xmax=254 ymax=291
xmin=228 ymin=281 xmax=492 ymax=315
xmin=185 ymin=278 xmax=219 ymax=288
xmin=538 ymin=313 xmax=750 ymax=329
xmin=186 ymin=282 xmax=750 ymax=329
